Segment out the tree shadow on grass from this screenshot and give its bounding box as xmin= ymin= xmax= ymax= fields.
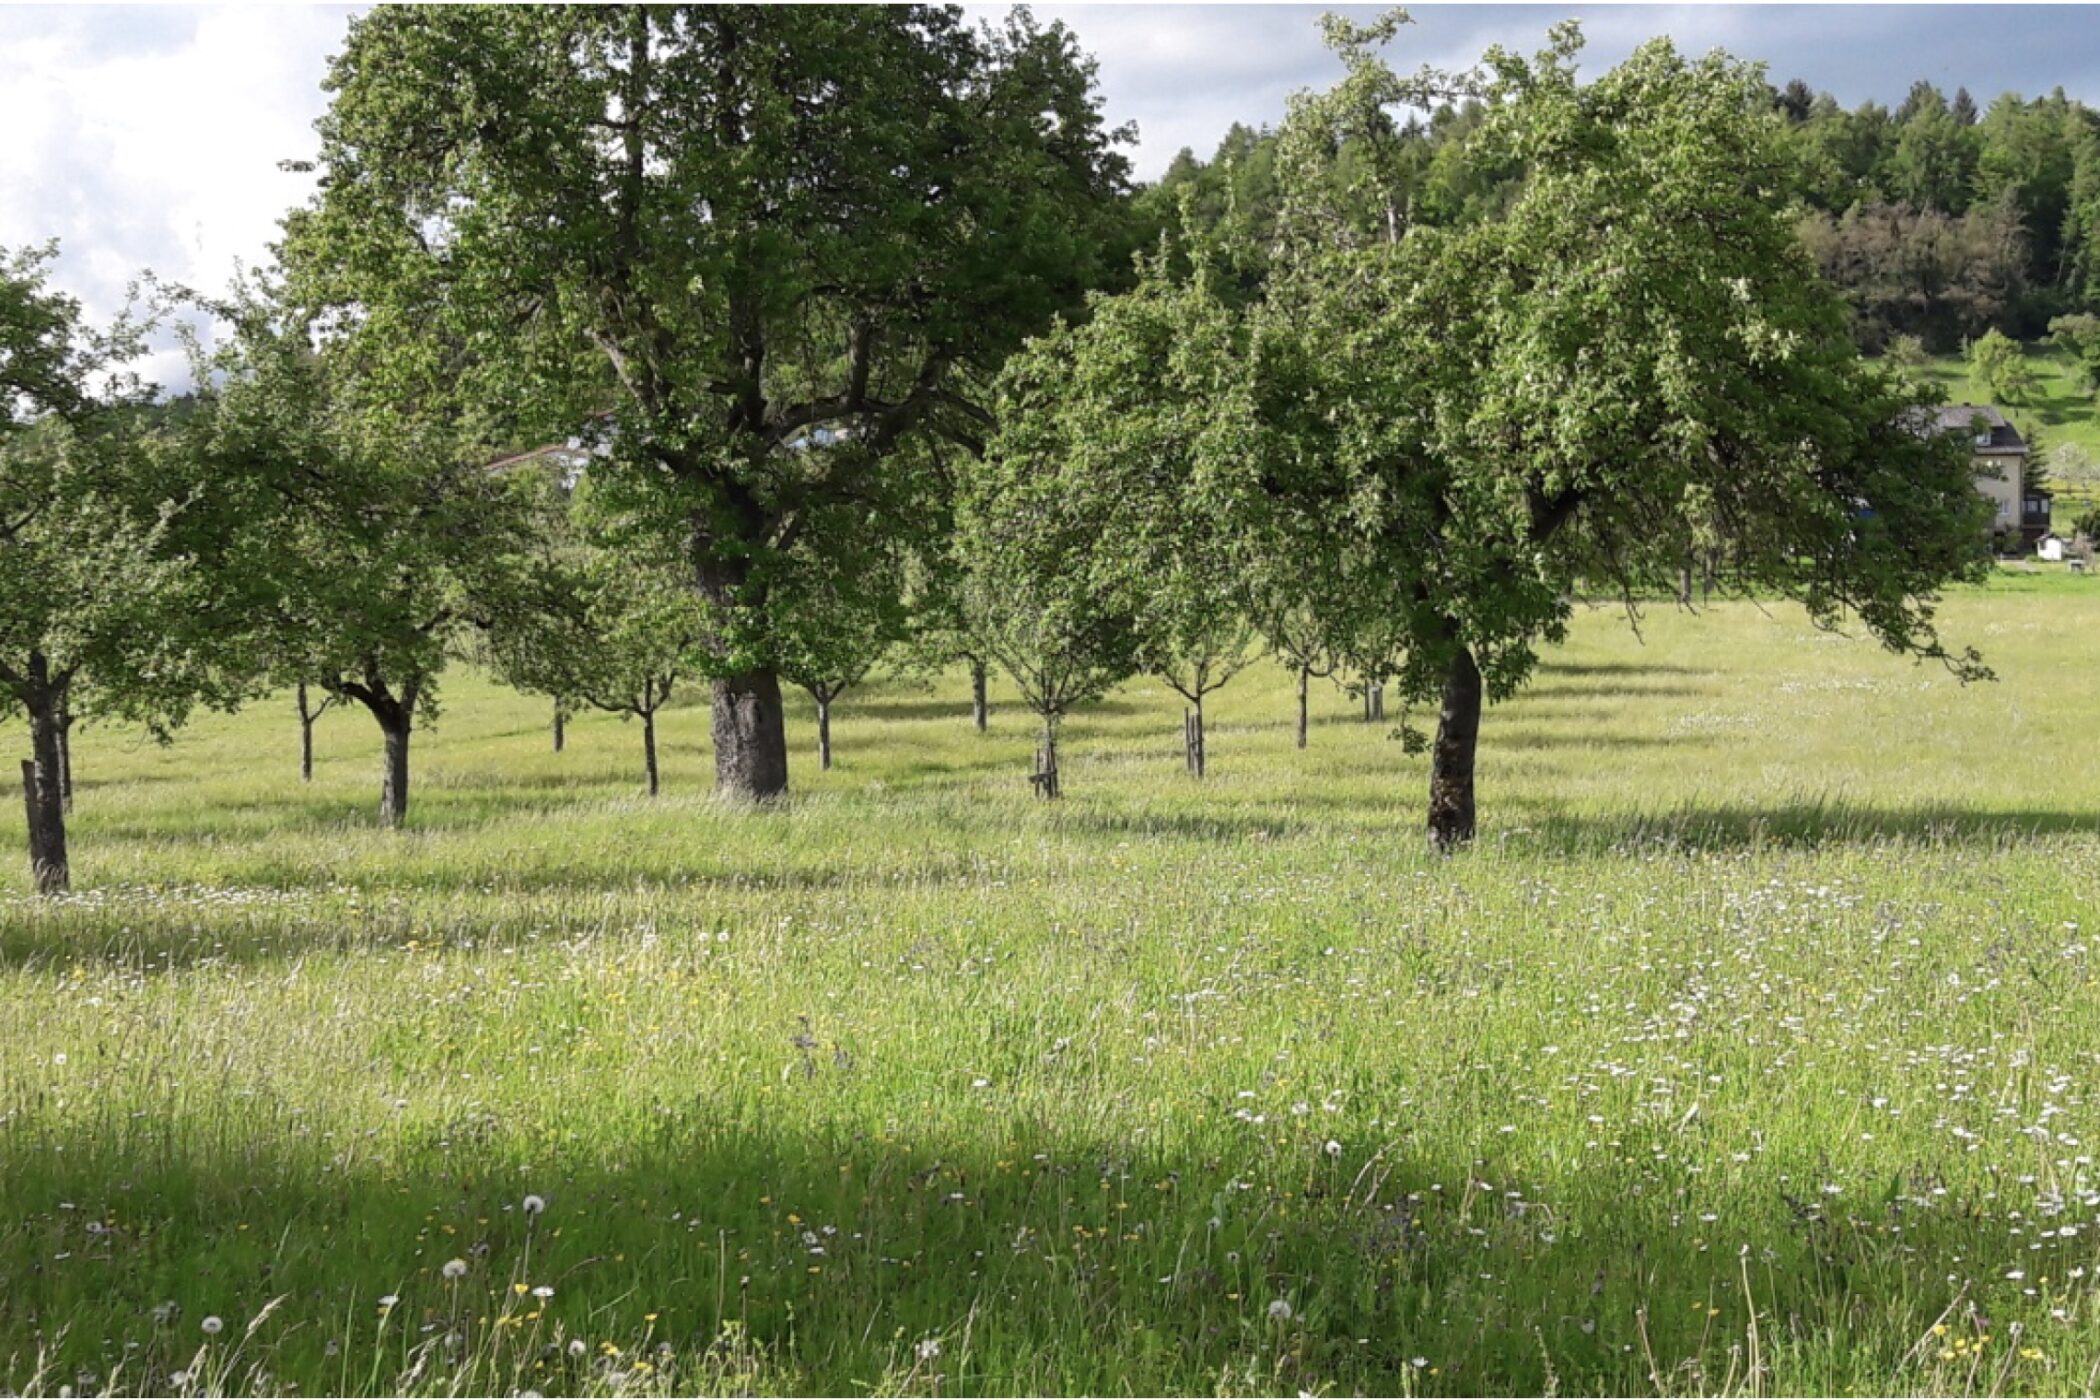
xmin=1532 ymin=660 xmax=1704 ymax=678
xmin=0 ymin=1116 xmax=2056 ymax=1397
xmin=1505 ymin=682 xmax=1709 ymax=702
xmin=1511 ymin=799 xmax=2100 ymax=854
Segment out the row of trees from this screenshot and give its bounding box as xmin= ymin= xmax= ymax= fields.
xmin=1151 ymin=68 xmax=2100 ymax=352
xmin=969 ymin=16 xmax=1990 ymax=847
xmin=1 ymin=6 xmax=1995 ymax=889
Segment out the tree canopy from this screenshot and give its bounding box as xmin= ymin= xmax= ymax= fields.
xmin=286 ymin=3 xmax=1138 ymax=802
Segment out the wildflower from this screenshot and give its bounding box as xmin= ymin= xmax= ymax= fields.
xmin=523 ymin=1195 xmax=547 ymax=1216
xmin=916 ymin=1337 xmax=942 ymax=1362
xmin=567 ymin=1339 xmax=587 ymax=1358
xmin=200 ymin=1316 xmax=223 ymax=1337
xmin=442 ymin=1258 xmax=467 ymax=1280
xmin=532 ymin=1286 xmax=554 ymax=1300
xmin=378 ymin=1295 xmax=399 ymax=1311
xmin=1324 ymin=1140 xmax=1343 ymax=1159
xmin=1267 ymin=1299 xmax=1293 ymax=1323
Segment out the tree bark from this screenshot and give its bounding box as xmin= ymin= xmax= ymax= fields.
xmin=378 ymin=710 xmax=412 ymax=829
xmin=697 ymin=554 xmax=790 ymax=801
xmin=1032 ymin=715 xmax=1060 ymax=799
xmin=970 ymin=659 xmax=988 ymax=732
xmin=298 ymin=682 xmax=317 ymax=783
xmin=710 ymin=669 xmax=789 ymax=799
xmin=1184 ymin=698 xmax=1206 ymax=778
xmin=1427 ymin=643 xmax=1483 ymax=851
xmin=554 ymin=705 xmax=566 ymax=754
xmin=817 ymin=696 xmax=833 ymax=771
xmin=1296 ymin=666 xmax=1310 ymax=750
xmin=22 ymin=688 xmax=68 ymax=895
xmin=642 ymin=708 xmax=660 ymax=796
xmin=56 ymin=700 xmax=74 ymax=814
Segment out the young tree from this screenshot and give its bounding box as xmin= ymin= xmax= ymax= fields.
xmin=294 ymin=681 xmax=337 ymax=783
xmin=193 ymin=306 xmax=546 ymax=828
xmin=961 ymin=347 xmax=1146 ymax=795
xmin=972 ymin=258 xmax=1272 ymax=780
xmin=493 ymin=484 xmax=706 ymax=797
xmin=1245 ymin=25 xmax=1993 ymax=847
xmin=1882 ymin=332 xmax=1932 ymax=387
xmin=1969 ymin=327 xmax=2040 ymax=403
xmin=285 ymin=5 xmax=1136 ymax=803
xmin=957 ymin=545 xmax=1135 ymax=800
xmin=1261 ymin=602 xmax=1339 ymax=750
xmin=0 ymin=246 xmax=247 ymax=893
xmin=768 ymin=513 xmax=911 ymax=773
xmin=894 ymin=541 xmax=996 ymax=733
xmin=2050 ymin=312 xmax=2100 ymax=393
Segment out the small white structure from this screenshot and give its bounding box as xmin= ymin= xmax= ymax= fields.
xmin=2038 ymin=533 xmax=2066 ymax=562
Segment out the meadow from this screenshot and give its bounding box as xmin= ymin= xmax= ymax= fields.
xmin=5 ymin=574 xmax=2100 ymax=1396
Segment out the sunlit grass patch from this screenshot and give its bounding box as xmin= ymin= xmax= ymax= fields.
xmin=4 ymin=582 xmax=2100 ymax=1394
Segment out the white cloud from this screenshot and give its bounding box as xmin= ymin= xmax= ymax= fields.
xmin=0 ymin=6 xmax=354 ymax=388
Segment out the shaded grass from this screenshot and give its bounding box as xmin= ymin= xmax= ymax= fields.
xmin=5 ymin=578 xmax=2100 ymax=1394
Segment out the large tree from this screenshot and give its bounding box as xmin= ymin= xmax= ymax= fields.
xmin=286 ymin=4 xmax=1134 ymax=803
xmin=1258 ymin=27 xmax=1993 ymax=847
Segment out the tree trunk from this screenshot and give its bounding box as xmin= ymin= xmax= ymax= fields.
xmin=817 ymin=696 xmax=833 ymax=771
xmin=56 ymin=701 xmax=74 ymax=814
xmin=553 ymin=705 xmax=566 ymax=754
xmin=22 ymin=690 xmax=68 ymax=895
xmin=642 ymin=708 xmax=660 ymax=796
xmin=1032 ymin=715 xmax=1060 ymax=800
xmin=711 ymin=669 xmax=789 ymax=799
xmin=697 ymin=553 xmax=789 ymax=800
xmin=1427 ymin=643 xmax=1483 ymax=852
xmin=1296 ymin=666 xmax=1310 ymax=750
xmin=298 ymin=682 xmax=317 ymax=783
xmin=970 ymin=659 xmax=988 ymax=732
xmin=1184 ymin=698 xmax=1206 ymax=778
xmin=378 ymin=710 xmax=412 ymax=829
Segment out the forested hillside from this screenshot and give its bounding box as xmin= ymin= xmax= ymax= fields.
xmin=1143 ymin=75 xmax=2100 ymax=355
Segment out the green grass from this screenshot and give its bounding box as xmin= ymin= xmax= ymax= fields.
xmin=1920 ymin=342 xmax=2100 ymax=518
xmin=7 ymin=576 xmax=2100 ymax=1395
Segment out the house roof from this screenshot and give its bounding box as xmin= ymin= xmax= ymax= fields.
xmin=1924 ymin=403 xmax=2028 ymax=455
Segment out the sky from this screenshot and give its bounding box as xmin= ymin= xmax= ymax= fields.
xmin=5 ymin=4 xmax=2099 ymax=387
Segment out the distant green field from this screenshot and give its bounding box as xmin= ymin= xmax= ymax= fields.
xmin=4 ymin=576 xmax=2100 ymax=1395
xmin=1919 ymin=342 xmax=2100 ymax=520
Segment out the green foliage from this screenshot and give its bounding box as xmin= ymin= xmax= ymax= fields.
xmin=770 ymin=503 xmax=914 ymax=710
xmin=491 ymin=473 xmax=706 ymax=723
xmin=960 ymin=350 xmax=1144 ymax=747
xmin=286 ymin=3 xmax=1138 ymax=732
xmin=0 ymin=245 xmax=243 ymax=738
xmin=1795 ymin=199 xmax=2028 ymax=352
xmin=2050 ymin=312 xmax=2100 ymax=393
xmin=1969 ymin=326 xmax=2041 ymax=404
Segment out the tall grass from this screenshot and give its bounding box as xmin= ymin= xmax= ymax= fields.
xmin=4 ymin=577 xmax=2100 ymax=1395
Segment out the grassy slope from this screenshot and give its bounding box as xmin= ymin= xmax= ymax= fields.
xmin=1920 ymin=342 xmax=2100 ymax=518
xmin=4 ymin=577 xmax=2100 ymax=1395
